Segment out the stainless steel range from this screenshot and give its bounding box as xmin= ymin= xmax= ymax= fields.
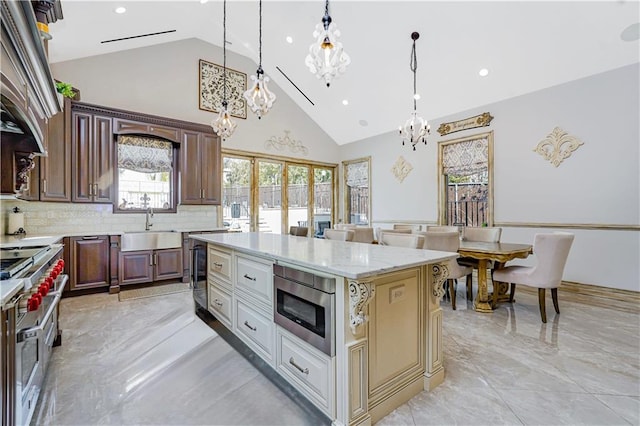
xmin=1 ymin=243 xmax=67 ymax=426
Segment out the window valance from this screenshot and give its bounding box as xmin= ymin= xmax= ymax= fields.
xmin=346 ymin=161 xmax=368 ymax=188
xmin=442 ymin=136 xmax=488 ymax=176
xmin=117 ymin=135 xmax=173 ymax=173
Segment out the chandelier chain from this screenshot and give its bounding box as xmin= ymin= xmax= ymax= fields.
xmin=258 ymin=0 xmax=262 ymax=69
xmin=324 ymin=0 xmax=329 ymax=17
xmin=222 ymin=0 xmax=227 ymax=104
xmin=410 ymin=38 xmax=417 ymax=112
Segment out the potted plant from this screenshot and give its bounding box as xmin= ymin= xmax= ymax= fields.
xmin=55 ymin=81 xmax=78 ymax=99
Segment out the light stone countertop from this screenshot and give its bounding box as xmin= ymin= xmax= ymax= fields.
xmin=1 ymin=278 xmax=24 ymax=306
xmin=0 ymin=228 xmax=227 ymax=249
xmin=190 ymin=232 xmax=457 ymax=279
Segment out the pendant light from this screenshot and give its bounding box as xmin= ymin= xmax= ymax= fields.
xmin=212 ymin=0 xmax=237 ymax=140
xmin=243 ymin=0 xmax=276 ymax=119
xmin=399 ymin=32 xmax=430 ymax=151
xmin=305 ymin=0 xmax=350 ymax=87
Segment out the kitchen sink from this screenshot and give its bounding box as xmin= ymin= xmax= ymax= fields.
xmin=120 ymin=231 xmax=182 ymax=252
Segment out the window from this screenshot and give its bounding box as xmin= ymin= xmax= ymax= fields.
xmin=222 ymin=150 xmax=337 ymax=235
xmin=342 ymin=157 xmax=371 ymax=225
xmin=115 ymin=135 xmax=177 ymax=212
xmin=438 ymin=131 xmax=494 ymax=226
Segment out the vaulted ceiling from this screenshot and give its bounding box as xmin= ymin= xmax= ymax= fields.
xmin=47 ymin=1 xmax=640 ymax=145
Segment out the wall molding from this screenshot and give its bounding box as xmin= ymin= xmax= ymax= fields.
xmin=494 ymin=221 xmax=639 ymax=231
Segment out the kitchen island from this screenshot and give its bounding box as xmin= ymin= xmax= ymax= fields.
xmin=190 ymin=232 xmax=456 ymax=426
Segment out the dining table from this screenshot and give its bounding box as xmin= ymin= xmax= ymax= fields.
xmin=458 ymin=241 xmax=533 ymax=312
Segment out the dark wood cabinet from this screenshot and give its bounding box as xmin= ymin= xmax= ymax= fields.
xmin=41 ymin=97 xmax=72 ymax=201
xmin=119 ymin=250 xmax=154 ymax=285
xmin=68 ymin=236 xmax=110 ymax=291
xmin=180 ymin=130 xmax=221 ymax=205
xmin=119 ymin=248 xmax=183 ymax=285
xmin=71 ymin=110 xmax=114 ymax=203
xmin=154 ymin=248 xmax=184 ymax=281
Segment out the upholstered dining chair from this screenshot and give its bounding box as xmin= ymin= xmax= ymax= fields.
xmin=492 ymin=232 xmax=574 ymax=323
xmin=324 ymin=229 xmax=354 ymax=241
xmin=351 ymin=227 xmax=375 ymax=244
xmin=423 ymin=231 xmax=472 ymax=310
xmin=460 ymin=226 xmax=503 ymax=300
xmin=378 ymin=231 xmax=424 ymax=249
xmin=289 ymin=226 xmax=308 ymax=237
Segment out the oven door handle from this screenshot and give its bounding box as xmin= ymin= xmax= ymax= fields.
xmin=17 ymin=290 xmax=62 ymax=343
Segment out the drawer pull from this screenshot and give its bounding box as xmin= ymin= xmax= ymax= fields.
xmin=213 ymin=262 xmax=223 ymax=268
xmin=243 ymin=320 xmax=257 ymax=331
xmin=243 ymin=274 xmax=256 ymax=281
xmin=213 ymin=299 xmax=223 ymax=307
xmin=289 ymin=357 xmax=309 ymax=375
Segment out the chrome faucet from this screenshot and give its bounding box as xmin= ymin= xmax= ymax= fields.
xmin=145 ymin=207 xmax=154 ymax=231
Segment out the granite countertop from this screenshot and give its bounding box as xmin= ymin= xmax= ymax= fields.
xmin=190 ymin=232 xmax=456 ymax=279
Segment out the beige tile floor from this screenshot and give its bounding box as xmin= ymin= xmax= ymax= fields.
xmin=33 ymin=284 xmax=639 ymax=425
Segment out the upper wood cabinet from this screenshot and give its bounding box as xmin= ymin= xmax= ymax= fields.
xmin=40 ymin=97 xmax=72 ymax=201
xmin=71 ymin=110 xmax=114 ymax=203
xmin=180 ymin=130 xmax=221 ymax=205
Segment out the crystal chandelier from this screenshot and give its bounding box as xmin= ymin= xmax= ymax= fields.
xmin=212 ymin=0 xmax=237 ymax=139
xmin=399 ymin=32 xmax=430 ymax=151
xmin=243 ymin=0 xmax=276 ymax=119
xmin=304 ymin=0 xmax=350 ymax=87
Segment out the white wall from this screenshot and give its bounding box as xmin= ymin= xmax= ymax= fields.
xmin=340 ymin=63 xmax=640 ymax=291
xmin=51 ymin=38 xmax=340 ymax=163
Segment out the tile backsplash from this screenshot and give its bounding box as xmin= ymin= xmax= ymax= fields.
xmin=1 ymin=200 xmax=219 ymax=235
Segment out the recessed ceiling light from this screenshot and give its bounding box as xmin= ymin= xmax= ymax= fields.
xmin=359 ymin=120 xmax=368 ymax=127
xmin=286 ymin=36 xmax=293 ymax=44
xmin=479 ymin=68 xmax=489 ymax=77
xmin=342 ymin=99 xmax=349 ymax=106
xmin=621 ymin=22 xmax=640 ymax=42
xmin=114 ymin=6 xmax=126 ymax=14
xmin=200 ymin=0 xmax=209 ymax=3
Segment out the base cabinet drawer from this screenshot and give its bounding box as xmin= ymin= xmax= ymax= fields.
xmin=209 ymin=284 xmax=232 ymax=329
xmin=236 ymin=255 xmax=272 ymax=308
xmin=208 ymin=247 xmax=232 ymax=282
xmin=276 ymin=328 xmax=334 ymax=416
xmin=234 ymin=298 xmax=274 ymax=364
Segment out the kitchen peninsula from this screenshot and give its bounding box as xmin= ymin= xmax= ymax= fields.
xmin=190 ymin=232 xmax=456 ymax=425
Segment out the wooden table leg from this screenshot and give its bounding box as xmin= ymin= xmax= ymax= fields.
xmin=473 ymin=259 xmax=494 ymax=313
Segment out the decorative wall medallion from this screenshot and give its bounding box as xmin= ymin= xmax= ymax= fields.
xmin=264 ymin=130 xmax=309 ymax=155
xmin=199 ymin=59 xmax=247 ymax=119
xmin=533 ymin=127 xmax=584 ymax=167
xmin=437 ymin=112 xmax=493 ymax=136
xmin=349 ymin=280 xmax=375 ymax=334
xmin=431 ymin=263 xmax=449 ymax=301
xmin=391 ymin=156 xmax=413 ymax=183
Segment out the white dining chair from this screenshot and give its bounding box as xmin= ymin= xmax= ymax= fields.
xmin=351 ymin=227 xmax=375 ymax=244
xmin=423 ymin=231 xmax=472 ymax=310
xmin=492 ymin=232 xmax=574 ymax=323
xmin=378 ymin=231 xmax=424 ymax=249
xmin=460 ymin=226 xmax=503 ymax=300
xmin=324 ymin=229 xmax=354 ymax=241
